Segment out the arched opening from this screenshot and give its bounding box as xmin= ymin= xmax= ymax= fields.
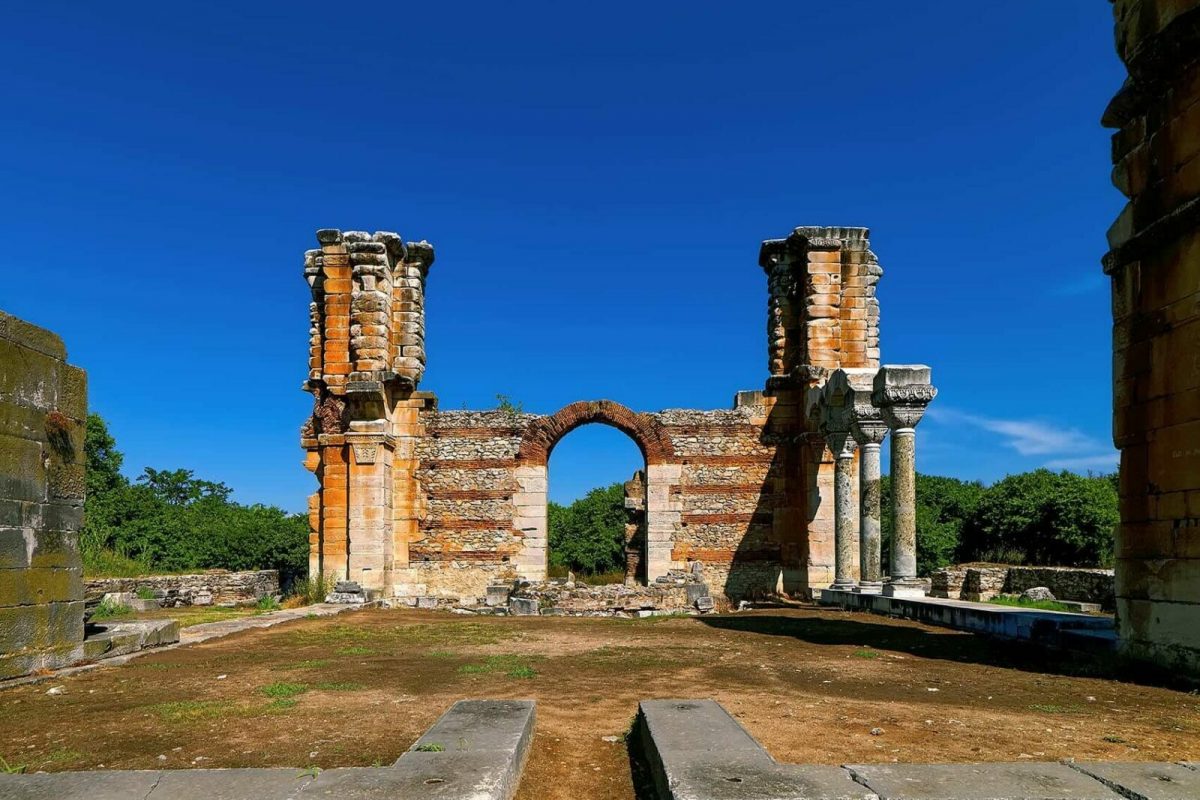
xmin=513 ymin=400 xmax=680 ymax=584
xmin=547 ymin=425 xmax=644 ymax=584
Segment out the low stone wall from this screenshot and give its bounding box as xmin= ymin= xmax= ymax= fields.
xmin=84 ymin=570 xmax=279 ymax=606
xmin=930 ymin=564 xmax=1115 ymax=610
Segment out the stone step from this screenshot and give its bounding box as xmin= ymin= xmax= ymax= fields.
xmin=846 ymin=763 xmax=1124 ymax=800
xmin=0 ymin=699 xmax=535 ymax=800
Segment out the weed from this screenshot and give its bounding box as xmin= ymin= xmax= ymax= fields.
xmin=458 ymin=654 xmax=538 ymax=679
xmin=413 ymin=743 xmax=445 ymax=752
xmin=256 ymin=595 xmax=282 ymax=612
xmin=0 ymin=757 xmax=26 ymax=775
xmin=1029 ymin=703 xmax=1082 ymax=714
xmin=92 ymin=598 xmax=135 ymax=621
xmin=337 ymin=646 xmax=374 ymax=656
xmin=260 ymin=682 xmax=308 ymax=699
xmin=291 ymin=572 xmax=336 ymax=606
xmin=135 ymin=587 xmax=159 ymax=601
xmin=306 ymin=613 xmax=319 ymax=620
xmin=852 ymin=649 xmax=881 ymax=660
xmin=298 ymin=766 xmax=321 ymax=779
xmin=316 ymin=682 xmax=362 ymax=691
xmin=282 ymin=659 xmax=331 ymax=671
xmin=149 ymin=700 xmax=236 ymax=723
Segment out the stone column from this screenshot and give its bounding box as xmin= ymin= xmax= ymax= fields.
xmin=821 ymin=370 xmax=875 ymax=591
xmin=845 ymin=370 xmax=885 ymax=594
xmin=873 ymin=366 xmax=936 ymax=598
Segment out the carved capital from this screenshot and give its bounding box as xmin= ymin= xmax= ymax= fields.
xmin=872 ymin=365 xmax=936 ymax=431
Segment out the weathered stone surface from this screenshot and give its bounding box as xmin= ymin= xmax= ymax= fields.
xmin=85 ymin=571 xmax=279 ymax=606
xmin=150 ymin=768 xmax=314 ymax=799
xmin=847 ymin=762 xmax=1121 ymax=800
xmin=0 ymin=770 xmax=162 ymax=800
xmin=508 ymin=597 xmax=538 ymax=616
xmin=1070 ymin=761 xmax=1200 ymax=800
xmin=1021 ymin=586 xmax=1056 ymax=602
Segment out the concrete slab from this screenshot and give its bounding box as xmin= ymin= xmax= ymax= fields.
xmin=1069 ymin=761 xmax=1200 ymax=799
xmin=149 ymin=768 xmax=314 ymax=799
xmin=639 ymin=700 xmax=873 ymax=799
xmin=404 ymin=698 xmax=535 ymax=757
xmin=0 ymin=770 xmax=162 ymax=799
xmin=846 ymin=762 xmax=1121 ymax=800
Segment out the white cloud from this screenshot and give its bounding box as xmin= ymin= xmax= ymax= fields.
xmin=928 ymin=407 xmax=1117 ymax=471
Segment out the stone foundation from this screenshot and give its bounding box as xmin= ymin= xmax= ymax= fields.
xmin=0 ymin=310 xmax=87 ymax=681
xmin=930 ymin=564 xmax=1116 ymax=610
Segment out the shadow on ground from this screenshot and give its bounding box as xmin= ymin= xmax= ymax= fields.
xmin=698 ymin=611 xmax=1186 ymax=689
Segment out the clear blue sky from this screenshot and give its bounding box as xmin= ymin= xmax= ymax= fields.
xmin=2 ymin=2 xmax=1124 ymax=510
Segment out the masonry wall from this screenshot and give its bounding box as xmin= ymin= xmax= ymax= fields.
xmin=84 ymin=570 xmax=280 ymax=606
xmin=1104 ymin=0 xmax=1200 ymax=674
xmin=0 ymin=310 xmax=86 ymax=680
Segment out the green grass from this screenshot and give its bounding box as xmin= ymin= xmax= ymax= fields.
xmin=260 ymin=682 xmax=308 ymax=699
xmin=851 ymin=649 xmax=881 ymax=659
xmin=291 ymin=572 xmax=336 ymax=606
xmin=80 ymin=547 xmax=155 ymax=578
xmin=458 ymin=654 xmax=538 ymax=679
xmin=91 ymin=598 xmax=135 ymax=621
xmin=316 ymin=681 xmax=363 ymax=691
xmin=989 ymin=595 xmax=1075 ymax=613
xmin=413 ymin=743 xmax=445 ymax=752
xmin=135 ymin=586 xmax=159 ymax=600
xmin=0 ymin=757 xmax=26 ymax=775
xmin=256 ymin=595 xmax=281 ymax=612
xmin=148 ymin=700 xmax=237 ymax=723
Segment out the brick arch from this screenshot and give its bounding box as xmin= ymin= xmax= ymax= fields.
xmin=517 ymin=400 xmax=674 ymax=466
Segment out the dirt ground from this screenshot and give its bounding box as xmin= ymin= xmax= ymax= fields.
xmin=1 ymin=607 xmax=1196 ymax=800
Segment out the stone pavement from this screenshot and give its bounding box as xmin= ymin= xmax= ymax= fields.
xmin=0 ymin=699 xmax=535 ymax=800
xmin=638 ymin=699 xmax=1200 ymax=799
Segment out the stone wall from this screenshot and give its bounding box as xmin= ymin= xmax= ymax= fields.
xmin=0 ymin=310 xmax=87 ymax=680
xmin=84 ymin=570 xmax=280 ymax=606
xmin=930 ymin=564 xmax=1116 ymax=609
xmin=1104 ymin=0 xmax=1200 ymax=674
xmin=302 ymin=226 xmax=892 ymax=604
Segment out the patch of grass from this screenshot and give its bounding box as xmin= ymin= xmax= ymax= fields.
xmin=260 ymin=682 xmax=308 ymax=699
xmin=337 ymin=646 xmax=374 ymax=656
xmin=1029 ymin=703 xmax=1083 ymax=714
xmin=43 ymin=748 xmax=85 ymax=765
xmin=91 ymin=598 xmax=134 ymax=621
xmin=80 ymin=547 xmax=154 ymax=578
xmin=298 ymin=766 xmax=321 ymax=779
xmin=267 ymin=699 xmax=298 ymax=712
xmin=989 ymin=595 xmax=1075 ymax=613
xmin=316 ymin=681 xmax=363 ymax=691
xmin=148 ymin=700 xmax=236 ymax=723
xmin=0 ymin=757 xmax=26 ymax=774
xmin=851 ymin=649 xmax=881 ymax=660
xmin=291 ymin=572 xmax=336 ymax=606
xmin=458 ymin=654 xmax=538 ymax=679
xmin=413 ymin=743 xmax=445 ymax=752
xmin=135 ymin=586 xmax=159 ymax=600
xmin=282 ymin=659 xmax=331 ymax=671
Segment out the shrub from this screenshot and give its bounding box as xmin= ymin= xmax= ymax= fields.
xmin=548 ymin=483 xmax=626 ymax=576
xmin=291 ymin=572 xmax=336 ymax=606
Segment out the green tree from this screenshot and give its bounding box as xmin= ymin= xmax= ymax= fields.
xmin=960 ymin=469 xmax=1116 ymax=567
xmin=548 ymin=482 xmax=626 ymax=575
xmin=84 ymin=413 xmax=125 ymax=496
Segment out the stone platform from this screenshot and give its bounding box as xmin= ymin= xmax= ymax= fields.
xmin=818 ymin=589 xmax=1118 ymax=653
xmin=638 ymin=699 xmax=1200 ymax=799
xmin=0 ymin=699 xmax=535 ymax=800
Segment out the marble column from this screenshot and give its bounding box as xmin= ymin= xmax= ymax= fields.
xmin=873 ymin=365 xmax=936 ymax=598
xmin=845 ymin=370 xmax=886 ymax=594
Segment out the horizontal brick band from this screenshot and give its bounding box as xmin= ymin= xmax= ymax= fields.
xmin=409 ymin=548 xmax=517 ymax=562
xmin=681 ymin=484 xmax=770 ymax=495
xmin=672 ymin=546 xmax=781 ymax=563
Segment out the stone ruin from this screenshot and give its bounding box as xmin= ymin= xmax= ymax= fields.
xmin=300 ymin=226 xmax=937 ymax=610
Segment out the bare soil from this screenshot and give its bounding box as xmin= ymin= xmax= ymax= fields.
xmin=1 ymin=607 xmax=1196 ymax=800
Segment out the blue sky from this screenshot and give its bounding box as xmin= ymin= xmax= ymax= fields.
xmin=2 ymin=2 xmax=1124 ymax=509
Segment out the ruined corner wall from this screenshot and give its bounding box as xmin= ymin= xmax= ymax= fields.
xmin=0 ymin=310 xmax=86 ymax=680
xmin=1104 ymin=0 xmax=1200 ymax=674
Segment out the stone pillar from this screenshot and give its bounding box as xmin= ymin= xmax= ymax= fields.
xmin=645 ymin=462 xmax=682 ymax=581
xmin=821 ymin=369 xmax=876 ymax=591
xmin=873 ymin=365 xmax=936 ymax=598
xmin=841 ymin=369 xmax=885 ymax=594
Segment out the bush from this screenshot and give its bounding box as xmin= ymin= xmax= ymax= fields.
xmin=960 ymin=469 xmax=1116 ymax=567
xmin=881 ymin=473 xmax=985 ymax=575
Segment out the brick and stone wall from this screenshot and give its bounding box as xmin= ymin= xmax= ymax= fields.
xmin=84 ymin=570 xmax=280 ymax=606
xmin=932 ymin=564 xmax=1115 ymax=609
xmin=301 ymin=226 xmax=888 ymax=604
xmin=0 ymin=310 xmax=87 ymax=680
xmin=1104 ymin=0 xmax=1200 ymax=674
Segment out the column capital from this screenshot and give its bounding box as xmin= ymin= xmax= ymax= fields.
xmin=872 ymin=364 xmax=937 ymax=430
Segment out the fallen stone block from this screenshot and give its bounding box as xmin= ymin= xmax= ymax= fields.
xmin=1069 ymin=761 xmax=1200 ymax=800
xmin=846 ymin=762 xmax=1122 ymax=800
xmin=508 ymin=597 xmax=538 ymax=616
xmin=486 ymin=585 xmax=510 ymax=607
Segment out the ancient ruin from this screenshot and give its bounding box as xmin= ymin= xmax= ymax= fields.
xmin=1105 ymin=0 xmax=1200 ymax=675
xmin=301 ymin=226 xmax=936 ymax=606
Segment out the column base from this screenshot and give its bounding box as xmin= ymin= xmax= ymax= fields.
xmin=853 ymin=581 xmax=883 ymax=595
xmin=883 ymin=580 xmax=925 ymax=598
xmin=830 ymin=579 xmax=858 ymax=591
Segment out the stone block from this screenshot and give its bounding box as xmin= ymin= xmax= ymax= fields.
xmin=486 ymin=585 xmax=510 ymax=607
xmin=846 ymin=762 xmax=1121 ymax=800
xmin=0 ymin=770 xmax=162 ymax=799
xmin=1070 ymin=761 xmax=1200 ymax=800
xmin=508 ymin=597 xmax=539 ymax=616
xmin=148 ymin=769 xmax=314 ymax=799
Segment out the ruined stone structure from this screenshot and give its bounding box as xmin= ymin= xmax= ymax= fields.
xmin=1105 ymin=0 xmax=1200 ymax=673
xmin=0 ymin=311 xmax=87 ymax=680
xmin=302 ymin=226 xmax=935 ymax=604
